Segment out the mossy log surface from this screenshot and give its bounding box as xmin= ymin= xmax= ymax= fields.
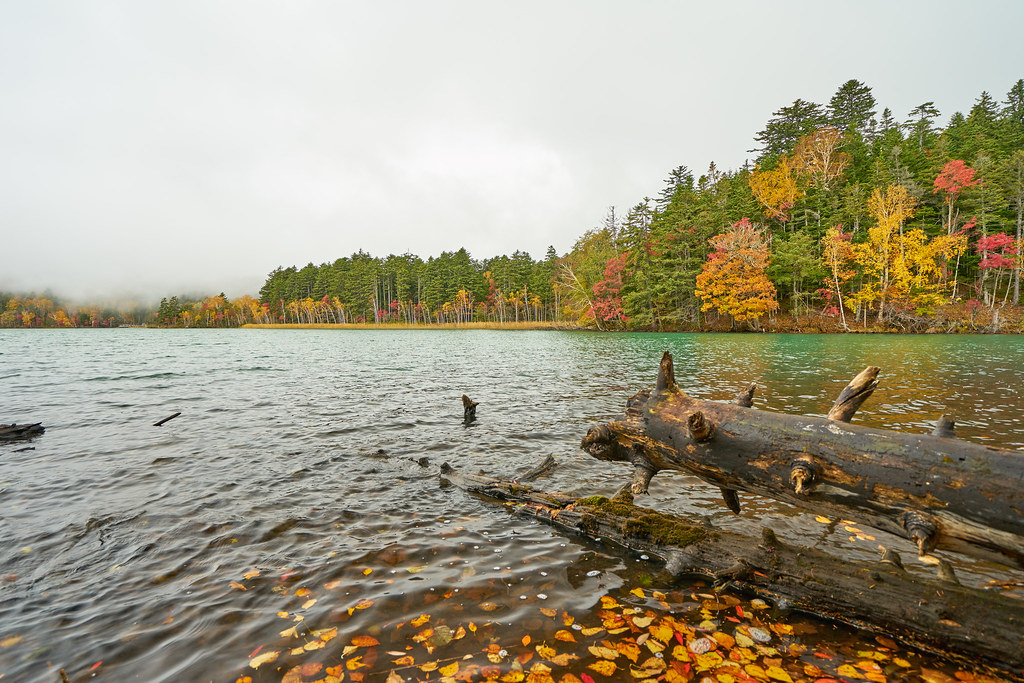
xmin=581 ymin=352 xmax=1024 ymax=570
xmin=438 ymin=463 xmax=1024 ymax=679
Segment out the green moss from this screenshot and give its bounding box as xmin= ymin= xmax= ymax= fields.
xmin=576 ymin=493 xmax=706 ymax=548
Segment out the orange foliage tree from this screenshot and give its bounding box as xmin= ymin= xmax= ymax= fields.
xmin=695 ymin=219 xmax=779 ymax=327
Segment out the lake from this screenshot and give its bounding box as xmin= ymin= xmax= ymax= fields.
xmin=1 ymin=329 xmax=1022 ymax=682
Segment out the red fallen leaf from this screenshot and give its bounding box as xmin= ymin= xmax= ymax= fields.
xmin=736 ymin=606 xmax=745 ymax=618
xmin=91 ymin=662 xmax=102 ymax=671
xmin=675 ymin=633 xmax=685 ymax=646
xmin=580 ymin=674 xmax=596 ymax=683
xmin=726 ymin=617 xmax=740 ymax=623
xmin=248 ymin=645 xmax=263 ymax=659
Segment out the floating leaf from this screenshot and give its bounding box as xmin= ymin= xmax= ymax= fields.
xmin=386 ymin=672 xmax=403 ymax=683
xmin=363 ymin=568 xmax=373 ymax=575
xmin=419 ymin=660 xmax=438 ymax=672
xmin=766 ymin=665 xmax=794 ymax=682
xmin=279 ymin=626 xmax=298 ymax=638
xmin=588 ymin=645 xmax=619 ymax=660
xmin=559 ymin=674 xmax=583 ymax=683
xmin=440 ymin=662 xmax=460 ymax=676
xmin=324 ymin=580 xmax=341 ymax=590
xmin=1 ymin=636 xmax=23 ymax=648
xmin=523 ymin=635 xmax=532 ymax=647
xmin=712 ymin=632 xmax=735 ymax=649
xmin=393 ymin=655 xmax=414 ymax=666
xmin=615 ymin=640 xmax=641 ymax=663
xmin=480 ymin=602 xmax=500 ymax=612
xmin=249 ymin=650 xmax=280 ymax=669
xmin=352 ymin=635 xmax=380 ymax=647
xmin=536 ymin=644 xmax=557 ymax=659
xmin=599 ymin=596 xmax=620 ymax=609
xmin=555 ymin=629 xmax=576 ymax=643
xmin=814 ymin=516 xmax=831 ymax=524
xmin=411 ymin=613 xmax=431 ymax=627
xmin=295 ymin=588 xmax=312 ymax=597
xmin=353 ymin=598 xmax=374 ymax=610
xmin=407 ymin=565 xmax=428 ymax=573
xmin=549 ymin=653 xmax=578 ymax=667
xmin=630 ymin=588 xmax=646 ymax=599
xmin=688 ymin=637 xmax=715 ymax=655
xmin=230 ymin=581 xmax=247 ymax=591
xmin=836 ymin=664 xmax=863 ymax=679
xmin=747 ymin=627 xmax=771 ymax=643
xmin=631 ymin=616 xmax=653 ymax=629
xmin=630 ymin=656 xmax=666 ymax=678
xmin=587 ymin=660 xmax=617 ymax=676
xmin=540 ymin=608 xmax=557 ymax=618
xmin=501 ymin=672 xmax=525 ymax=683
xmin=302 ymin=598 xmax=317 ymax=609
xmin=243 ymin=569 xmax=260 ymax=580
xmin=304 ymin=639 xmax=325 ymax=651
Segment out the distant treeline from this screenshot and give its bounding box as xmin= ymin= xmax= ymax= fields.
xmin=4 ymin=78 xmax=1022 ymax=332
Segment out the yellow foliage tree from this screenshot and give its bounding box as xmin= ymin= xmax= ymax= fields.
xmin=748 ymin=155 xmax=802 ymax=223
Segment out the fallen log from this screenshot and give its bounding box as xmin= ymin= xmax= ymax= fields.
xmin=0 ymin=423 xmax=45 ymax=441
xmin=438 ymin=463 xmax=1024 ymax=678
xmin=581 ymin=352 xmax=1024 ymax=570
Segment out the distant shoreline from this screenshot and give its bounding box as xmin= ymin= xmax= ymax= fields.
xmin=240 ymin=321 xmax=577 ymax=331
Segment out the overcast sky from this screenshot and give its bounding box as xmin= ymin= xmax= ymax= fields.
xmin=2 ymin=1 xmax=1022 ymax=301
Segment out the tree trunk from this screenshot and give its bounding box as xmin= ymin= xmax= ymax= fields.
xmin=439 ymin=463 xmax=1024 ymax=679
xmin=580 ymin=352 xmax=1024 ymax=570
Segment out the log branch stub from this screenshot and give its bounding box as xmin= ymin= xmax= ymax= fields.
xmin=933 ymin=415 xmax=956 ymax=439
xmin=827 ymin=366 xmax=880 ymax=422
xmin=655 ymin=351 xmax=678 ymax=394
xmin=732 ymin=383 xmax=757 ymax=408
xmin=687 ymin=411 xmax=715 ymax=442
xmin=461 ymin=395 xmax=478 ymax=423
xmin=789 ymin=456 xmax=820 ymax=495
xmin=720 ymin=487 xmax=741 ymax=514
xmin=0 ymin=422 xmax=45 ymax=440
xmin=901 ymin=510 xmax=939 ymax=556
xmin=880 ymin=547 xmax=906 ymax=573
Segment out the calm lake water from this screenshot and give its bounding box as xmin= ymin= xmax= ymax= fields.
xmin=1 ymin=330 xmax=1022 ymax=682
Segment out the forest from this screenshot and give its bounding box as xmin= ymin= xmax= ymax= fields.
xmin=3 ymin=78 xmax=1022 ymax=332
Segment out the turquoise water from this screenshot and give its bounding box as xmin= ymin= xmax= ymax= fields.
xmin=1 ymin=330 xmax=1021 ymax=681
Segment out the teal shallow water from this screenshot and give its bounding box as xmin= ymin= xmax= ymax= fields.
xmin=0 ymin=330 xmax=1022 ymax=681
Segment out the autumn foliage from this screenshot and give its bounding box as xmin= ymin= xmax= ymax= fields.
xmin=695 ymin=219 xmax=779 ymax=326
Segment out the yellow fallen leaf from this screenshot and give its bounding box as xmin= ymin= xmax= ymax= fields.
xmin=393 ymin=655 xmax=414 ymax=666
xmin=410 ymin=613 xmax=431 ymax=627
xmin=229 ymin=581 xmax=247 ymax=591
xmin=249 ymin=650 xmax=280 ymax=669
xmin=294 ymin=588 xmax=312 ymax=597
xmin=630 ymin=588 xmax=646 ymax=598
xmin=837 ymin=664 xmax=864 ymax=679
xmin=549 ymin=653 xmax=578 ymax=667
xmin=386 ymin=671 xmax=403 ymax=683
xmin=540 ymin=608 xmax=557 ymax=617
xmin=631 ymin=616 xmax=653 ymax=628
xmin=276 ymin=611 xmax=290 ymax=619
xmin=243 ymin=569 xmax=260 ymax=579
xmin=363 ymin=568 xmax=373 ymax=575
xmin=347 ymin=656 xmax=367 ymax=670
xmin=599 ymin=596 xmax=620 ymax=609
xmin=407 ymin=565 xmax=428 ymax=573
xmin=440 ymin=662 xmax=459 ymax=676
xmin=588 ymin=645 xmax=619 ymax=660
xmin=419 ymin=660 xmax=438 ymax=672
xmin=304 ymin=639 xmax=325 ymax=651
xmin=302 ymin=598 xmax=317 ymax=609
xmin=536 ymin=644 xmax=557 ymax=659
xmin=581 ymin=626 xmax=604 ymax=636
xmin=1 ymin=636 xmax=23 ymax=648
xmin=555 ymin=630 xmax=576 ymax=643
xmin=279 ymin=626 xmax=298 ymax=638
xmin=501 ymin=671 xmax=525 ymax=683
xmin=354 ymin=598 xmax=373 ymax=609
xmin=765 ymin=665 xmax=794 ymax=682
xmin=814 ymin=515 xmax=831 ymax=524
xmin=314 ymin=627 xmax=338 ymax=642
xmin=694 ymin=652 xmax=724 ymax=671
xmin=616 ymin=640 xmax=641 ymax=663
xmin=289 ymin=646 xmax=304 ymax=656
xmin=561 ymin=612 xmax=574 ymax=626
xmin=587 ymin=660 xmax=617 ymax=676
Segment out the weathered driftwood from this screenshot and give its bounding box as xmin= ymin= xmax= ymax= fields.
xmin=153 ymin=412 xmax=181 ymax=427
xmin=580 ymin=352 xmax=1024 ymax=569
xmin=0 ymin=423 xmax=45 ymax=441
xmin=462 ymin=395 xmax=479 ymax=424
xmin=439 ymin=463 xmax=1024 ymax=678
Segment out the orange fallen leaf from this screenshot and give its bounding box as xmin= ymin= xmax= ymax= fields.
xmin=540 ymin=608 xmax=557 ymax=617
xmin=420 ymin=661 xmax=439 ymax=672
xmin=352 ymin=635 xmax=380 ymax=647
xmin=294 ymin=588 xmax=312 ymax=597
xmin=393 ymin=655 xmax=414 ymax=666
xmin=243 ymin=569 xmax=260 ymax=580
xmin=354 ymin=598 xmax=373 ymax=609
xmin=411 ymin=613 xmax=431 ymax=627
xmin=555 ymin=630 xmax=576 ymax=643
xmin=347 ymin=656 xmax=368 ymax=670
xmin=522 ymin=635 xmax=532 ymax=647
xmin=229 ymin=581 xmax=247 ymax=591
xmin=324 ymin=580 xmax=341 ymax=590
xmin=363 ymin=568 xmax=373 ymax=575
